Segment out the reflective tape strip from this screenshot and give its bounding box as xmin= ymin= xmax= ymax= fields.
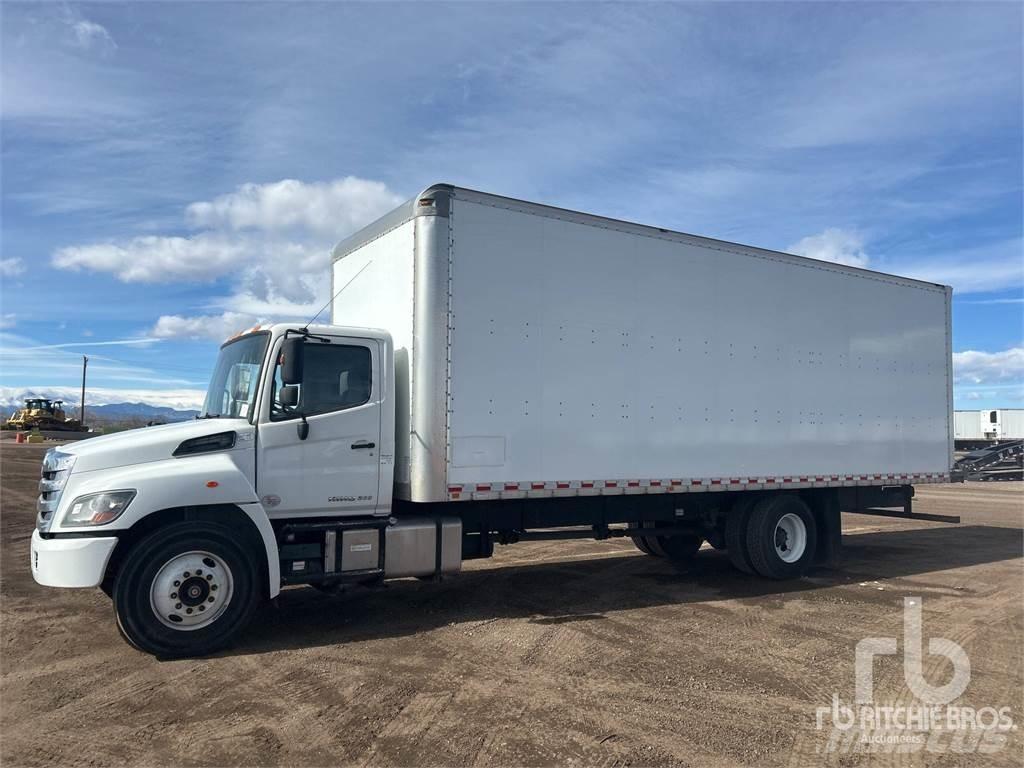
xmin=445 ymin=471 xmax=949 ymax=499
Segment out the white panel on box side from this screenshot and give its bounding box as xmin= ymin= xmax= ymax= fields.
xmin=999 ymin=409 xmax=1024 ymax=439
xmin=954 ymin=411 xmax=983 ymax=440
xmin=332 ymin=219 xmax=415 ymax=492
xmin=446 ymin=198 xmax=951 ymax=489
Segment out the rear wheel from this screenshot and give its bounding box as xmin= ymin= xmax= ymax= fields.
xmin=745 ymin=495 xmax=817 ymax=579
xmin=725 ymin=495 xmax=758 ymax=574
xmin=113 ymin=521 xmax=262 ymax=657
xmin=631 ymin=522 xmax=702 ymax=563
xmin=629 ymin=522 xmax=660 ymax=556
xmin=630 ymin=532 xmax=655 ymax=556
xmin=656 ymin=531 xmax=703 ymax=563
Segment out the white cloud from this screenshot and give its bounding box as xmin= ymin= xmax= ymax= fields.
xmin=186 ymin=177 xmax=402 ymax=238
xmin=52 ymin=233 xmax=254 ymax=283
xmin=0 ymin=258 xmax=25 ymax=277
xmin=51 ymin=176 xmax=399 ymax=314
xmin=785 ymin=233 xmax=1022 ymax=294
xmin=893 ymin=239 xmax=1024 ymax=294
xmin=964 ymin=391 xmax=997 ymax=401
xmin=22 ymin=338 xmax=160 ymax=351
xmin=952 ymin=347 xmax=1024 ymax=385
xmin=70 ymin=20 xmax=116 ymax=54
xmin=0 ymin=314 xmax=15 ymax=330
xmin=0 ymin=331 xmax=203 ymax=390
xmin=958 ymin=297 xmax=1024 ymax=305
xmin=788 ymin=228 xmax=870 ymax=268
xmin=150 ymin=312 xmax=259 ymax=342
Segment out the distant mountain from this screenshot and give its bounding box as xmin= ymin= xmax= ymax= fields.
xmin=0 ymin=387 xmax=201 ymax=424
xmin=0 ymin=401 xmax=199 ymax=424
xmin=88 ymin=403 xmax=200 ymax=423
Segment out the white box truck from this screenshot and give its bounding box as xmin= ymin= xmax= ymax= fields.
xmin=30 ymin=185 xmax=955 ymax=657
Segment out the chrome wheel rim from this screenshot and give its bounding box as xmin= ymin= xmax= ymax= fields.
xmin=774 ymin=513 xmax=807 ymax=563
xmin=150 ymin=550 xmax=233 ymax=631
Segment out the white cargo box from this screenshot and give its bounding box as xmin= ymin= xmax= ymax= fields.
xmin=333 ymin=185 xmax=953 ymax=503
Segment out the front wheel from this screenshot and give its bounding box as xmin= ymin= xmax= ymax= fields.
xmin=113 ymin=521 xmax=262 ymax=657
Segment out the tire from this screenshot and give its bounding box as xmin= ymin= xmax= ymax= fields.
xmin=629 ymin=522 xmax=661 ymax=557
xmin=113 ymin=521 xmax=263 ymax=658
xmin=656 ymin=532 xmax=703 ymax=563
xmin=641 ymin=522 xmax=669 ymax=557
xmin=99 ymin=573 xmax=115 ymax=599
xmin=725 ymin=495 xmax=758 ymax=575
xmin=745 ymin=495 xmax=817 ymax=579
xmin=632 ymin=521 xmax=701 ymax=563
xmin=630 ymin=532 xmax=654 ymax=556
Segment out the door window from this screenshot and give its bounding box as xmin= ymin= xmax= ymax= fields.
xmin=272 ymin=342 xmax=372 ymax=420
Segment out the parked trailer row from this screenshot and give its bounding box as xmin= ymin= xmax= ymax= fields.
xmin=954 ymin=408 xmax=1024 ymax=447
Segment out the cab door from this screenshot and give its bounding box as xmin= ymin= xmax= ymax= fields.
xmin=256 ymin=334 xmax=382 ymax=518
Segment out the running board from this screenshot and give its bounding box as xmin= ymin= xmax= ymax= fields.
xmin=849 ymin=507 xmax=960 ymax=524
xmin=498 ymin=524 xmax=699 ymax=544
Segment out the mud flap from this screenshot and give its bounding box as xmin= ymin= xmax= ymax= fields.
xmin=810 ymin=492 xmax=842 ymax=567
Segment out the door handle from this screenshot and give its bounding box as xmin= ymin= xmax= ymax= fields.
xmin=351 ymin=441 xmax=376 ymax=450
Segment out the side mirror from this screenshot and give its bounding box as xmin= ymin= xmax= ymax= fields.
xmin=280 ymin=337 xmax=305 ymax=385
xmin=279 ymin=385 xmax=299 ymax=408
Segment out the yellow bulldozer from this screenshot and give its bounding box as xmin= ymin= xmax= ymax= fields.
xmin=3 ymin=398 xmax=86 ymax=432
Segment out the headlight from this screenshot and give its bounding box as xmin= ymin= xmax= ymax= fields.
xmin=62 ymin=490 xmax=136 ymax=527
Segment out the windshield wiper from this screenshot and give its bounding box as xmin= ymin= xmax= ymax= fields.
xmin=196 ymin=413 xmax=222 ymax=419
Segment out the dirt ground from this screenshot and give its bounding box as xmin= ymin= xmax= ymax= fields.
xmin=1 ymin=442 xmax=1021 ymax=767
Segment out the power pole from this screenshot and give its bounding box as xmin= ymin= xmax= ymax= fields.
xmin=80 ymin=355 xmax=88 ymax=428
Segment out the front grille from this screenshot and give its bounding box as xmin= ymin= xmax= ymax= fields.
xmin=37 ymin=449 xmax=75 ymax=533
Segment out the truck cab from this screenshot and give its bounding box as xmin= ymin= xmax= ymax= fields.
xmin=30 ymin=323 xmax=456 ymax=657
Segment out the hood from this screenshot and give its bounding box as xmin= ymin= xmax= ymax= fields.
xmin=59 ymin=418 xmax=254 ymax=474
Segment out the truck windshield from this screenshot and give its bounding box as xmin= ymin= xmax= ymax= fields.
xmin=201 ymin=333 xmax=269 ymax=419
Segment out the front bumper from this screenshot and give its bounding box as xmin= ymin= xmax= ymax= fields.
xmin=30 ymin=529 xmax=117 ymax=588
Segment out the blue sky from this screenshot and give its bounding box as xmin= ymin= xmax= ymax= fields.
xmin=1 ymin=2 xmax=1021 ymax=411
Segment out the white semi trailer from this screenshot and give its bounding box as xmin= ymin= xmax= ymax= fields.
xmin=31 ymin=185 xmax=955 ymax=657
xmin=954 ymin=408 xmax=1024 ymax=445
